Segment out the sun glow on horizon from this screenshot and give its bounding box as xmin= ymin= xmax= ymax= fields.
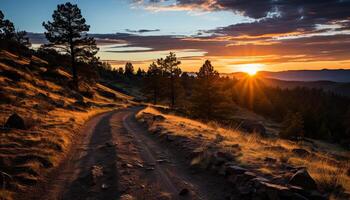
xmin=240 ymin=63 xmax=263 ymax=76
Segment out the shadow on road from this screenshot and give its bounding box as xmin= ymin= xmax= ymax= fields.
xmin=61 ymin=112 xmax=120 ymax=200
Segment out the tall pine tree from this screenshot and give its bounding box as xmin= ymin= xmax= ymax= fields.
xmin=43 ymin=3 xmax=98 ymax=90
xmin=157 ymin=52 xmax=181 ymax=107
xmin=192 ymin=60 xmax=221 ymax=119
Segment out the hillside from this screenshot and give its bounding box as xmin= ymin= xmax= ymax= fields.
xmin=137 ymin=107 xmax=350 ymax=200
xmin=0 ymin=50 xmax=133 ymax=200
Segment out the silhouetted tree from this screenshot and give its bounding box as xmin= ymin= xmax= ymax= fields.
xmin=117 ymin=67 xmax=124 ymax=76
xmin=14 ymin=31 xmax=30 ymax=47
xmin=124 ymin=62 xmax=134 ymax=77
xmin=144 ymin=62 xmax=163 ymax=104
xmin=0 ymin=10 xmax=15 ymax=40
xmin=157 ymin=52 xmax=181 ymax=107
xmin=136 ymin=67 xmax=145 ymax=78
xmin=191 ymin=60 xmax=222 ymax=119
xmin=43 ymin=2 xmax=98 ymax=90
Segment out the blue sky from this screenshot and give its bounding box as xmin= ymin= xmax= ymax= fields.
xmin=1 ymin=0 xmax=350 ymax=72
xmin=0 ymin=0 xmax=243 ymax=34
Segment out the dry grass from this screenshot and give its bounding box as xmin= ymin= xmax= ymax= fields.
xmin=0 ymin=50 xmax=133 ymax=199
xmin=137 ymin=106 xmax=350 ymax=195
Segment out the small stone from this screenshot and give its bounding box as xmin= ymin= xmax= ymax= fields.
xmin=4 ymin=113 xmax=26 ymax=129
xmin=120 ymin=194 xmax=134 ymax=200
xmin=289 ymin=169 xmax=317 ymax=190
xmin=179 ymin=188 xmax=189 ymax=196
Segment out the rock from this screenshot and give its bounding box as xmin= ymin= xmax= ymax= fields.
xmin=292 ymin=148 xmax=311 ymax=157
xmin=240 ymin=120 xmax=266 ymax=136
xmin=179 ymin=188 xmax=189 ymax=196
xmin=4 ymin=113 xmax=26 ymax=129
xmin=289 ymin=169 xmax=317 ymax=190
xmin=225 ymin=164 xmax=247 ymax=175
xmin=120 ymin=194 xmax=134 ymax=200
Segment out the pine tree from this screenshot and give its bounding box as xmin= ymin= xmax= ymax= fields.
xmin=43 ymin=3 xmax=98 ymax=90
xmin=0 ymin=10 xmax=15 ymax=40
xmin=124 ymin=62 xmax=134 ymax=78
xmin=191 ymin=60 xmax=221 ymax=119
xmin=157 ymin=52 xmax=181 ymax=107
xmin=144 ymin=62 xmax=163 ymax=104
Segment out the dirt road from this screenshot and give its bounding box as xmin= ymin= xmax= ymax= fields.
xmin=36 ymin=107 xmax=231 ymax=200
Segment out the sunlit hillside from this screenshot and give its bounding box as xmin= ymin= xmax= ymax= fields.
xmin=0 ymin=50 xmax=133 ymax=199
xmin=137 ymin=107 xmax=350 ymax=199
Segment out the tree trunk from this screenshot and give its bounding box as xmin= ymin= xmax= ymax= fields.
xmin=70 ymin=45 xmax=78 ymax=91
xmin=153 ymin=87 xmax=157 ymax=105
xmin=170 ymin=75 xmax=175 ymax=107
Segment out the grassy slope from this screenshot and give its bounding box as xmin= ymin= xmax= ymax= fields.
xmin=137 ymin=107 xmax=350 ymax=198
xmin=0 ymin=51 xmax=133 ymax=199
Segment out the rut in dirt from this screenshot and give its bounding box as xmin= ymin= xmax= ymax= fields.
xmin=36 ymin=107 xmax=232 ymax=200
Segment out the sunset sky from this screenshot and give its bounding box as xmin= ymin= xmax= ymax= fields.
xmin=1 ymin=0 xmax=350 ymax=72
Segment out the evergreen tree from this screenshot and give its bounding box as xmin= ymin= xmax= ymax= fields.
xmin=157 ymin=52 xmax=181 ymax=107
xmin=124 ymin=62 xmax=134 ymax=77
xmin=136 ymin=67 xmax=145 ymax=77
xmin=0 ymin=10 xmax=15 ymax=40
xmin=117 ymin=67 xmax=124 ymax=76
xmin=43 ymin=2 xmax=98 ymax=90
xmin=144 ymin=62 xmax=163 ymax=104
xmin=191 ymin=60 xmax=221 ymax=119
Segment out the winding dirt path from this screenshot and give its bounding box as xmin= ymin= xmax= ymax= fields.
xmin=34 ymin=107 xmax=231 ymax=200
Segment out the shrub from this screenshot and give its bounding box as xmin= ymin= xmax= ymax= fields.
xmin=280 ymin=111 xmax=304 ymax=139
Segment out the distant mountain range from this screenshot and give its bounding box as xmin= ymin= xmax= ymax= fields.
xmin=223 ymin=69 xmax=350 ymax=96
xmin=225 ymin=69 xmax=350 ymax=83
xmin=257 ymin=69 xmax=350 ymax=83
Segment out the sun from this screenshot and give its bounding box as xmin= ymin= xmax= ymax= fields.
xmin=240 ymin=64 xmax=262 ymax=76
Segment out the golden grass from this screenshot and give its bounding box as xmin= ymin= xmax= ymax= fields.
xmin=0 ymin=50 xmax=133 ymax=199
xmin=137 ymin=106 xmax=350 ymax=194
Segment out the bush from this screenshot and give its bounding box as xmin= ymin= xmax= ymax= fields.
xmin=280 ymin=112 xmax=304 ymax=139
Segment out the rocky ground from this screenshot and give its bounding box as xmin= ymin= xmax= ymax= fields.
xmin=137 ymin=107 xmax=350 ymax=200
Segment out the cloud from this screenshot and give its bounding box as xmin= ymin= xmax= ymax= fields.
xmin=125 ymin=29 xmax=160 ymax=33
